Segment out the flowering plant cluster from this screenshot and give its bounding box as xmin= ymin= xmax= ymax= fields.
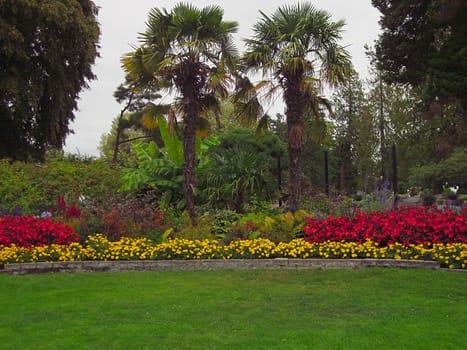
xmin=0 ymin=215 xmax=79 ymax=247
xmin=304 ymin=207 xmax=467 ymax=246
xmin=1 ymin=235 xmax=465 ymax=269
xmin=56 ymin=196 xmax=82 ymax=219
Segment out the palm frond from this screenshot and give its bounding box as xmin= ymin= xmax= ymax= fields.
xmin=141 ymin=103 xmax=171 ymax=130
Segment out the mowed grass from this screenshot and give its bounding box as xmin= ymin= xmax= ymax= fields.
xmin=0 ymin=268 xmax=465 ymax=350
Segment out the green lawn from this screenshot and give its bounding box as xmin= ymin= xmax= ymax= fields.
xmin=0 ymin=269 xmax=465 ymax=349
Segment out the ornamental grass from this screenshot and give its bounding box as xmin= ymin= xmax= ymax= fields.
xmin=1 ymin=234 xmax=466 ymax=269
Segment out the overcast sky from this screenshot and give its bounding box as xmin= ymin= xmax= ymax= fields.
xmin=63 ymin=0 xmax=382 ymax=156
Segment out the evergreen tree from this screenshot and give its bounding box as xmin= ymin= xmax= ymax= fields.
xmin=0 ymin=0 xmax=100 ymax=160
xmin=372 ymin=0 xmax=467 ymax=148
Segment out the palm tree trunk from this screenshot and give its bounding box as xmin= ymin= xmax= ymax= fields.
xmin=179 ymin=61 xmax=207 ymax=226
xmin=285 ymin=82 xmax=306 ymax=212
xmin=181 ymin=76 xmax=201 ymax=225
xmin=183 ymin=112 xmax=197 ymax=225
xmin=288 ymin=138 xmax=303 ymax=212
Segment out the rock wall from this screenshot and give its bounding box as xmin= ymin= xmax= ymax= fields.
xmin=0 ymin=258 xmax=440 ymax=275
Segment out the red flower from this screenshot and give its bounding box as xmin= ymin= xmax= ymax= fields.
xmin=65 ymin=205 xmax=81 ymax=219
xmin=57 ymin=196 xmax=67 ymax=213
xmin=304 ymin=207 xmax=467 ymax=246
xmin=0 ymin=215 xmax=79 ymax=247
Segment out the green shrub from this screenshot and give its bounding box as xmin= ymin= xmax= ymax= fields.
xmin=422 ymin=193 xmax=436 ymax=206
xmin=259 ymin=210 xmax=308 ymax=243
xmin=173 ymin=213 xmax=219 ymax=241
xmin=0 ymin=155 xmax=121 ymax=215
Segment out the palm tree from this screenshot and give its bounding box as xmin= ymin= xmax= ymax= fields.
xmin=243 ymin=2 xmax=351 ymax=211
xmin=123 ymin=3 xmax=238 ymax=222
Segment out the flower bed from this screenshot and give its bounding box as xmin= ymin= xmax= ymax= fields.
xmin=304 ymin=207 xmax=467 ymax=245
xmin=1 ymin=234 xmax=466 ymax=269
xmin=0 ymin=215 xmax=79 ymax=247
xmin=1 ymin=207 xmax=466 ymax=270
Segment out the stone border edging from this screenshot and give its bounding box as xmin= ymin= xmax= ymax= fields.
xmin=0 ymin=258 xmax=442 ymax=275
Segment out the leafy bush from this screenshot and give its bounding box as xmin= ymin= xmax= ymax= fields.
xmin=301 ymin=193 xmax=360 ymax=219
xmin=408 ymin=148 xmax=467 ymax=192
xmin=120 ymin=118 xmax=219 ymax=209
xmin=260 ymin=210 xmax=308 ymax=243
xmin=218 ymin=210 xmax=308 ymax=243
xmin=422 ymin=193 xmax=436 ymax=206
xmin=304 ymin=207 xmax=467 ymax=246
xmin=0 ymin=155 xmax=121 ymax=215
xmin=202 ymin=210 xmax=240 ymax=237
xmin=198 ymin=128 xmax=284 ymax=212
xmin=82 ymin=191 xmax=166 ymax=240
xmin=172 ymin=212 xmax=224 ymax=241
xmin=120 ymin=141 xmax=185 ymax=207
xmin=0 ymin=215 xmax=79 ymax=247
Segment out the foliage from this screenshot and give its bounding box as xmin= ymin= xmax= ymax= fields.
xmin=120 ymin=141 xmax=184 ymax=207
xmin=218 ymin=209 xmax=308 ymax=244
xmin=304 ymin=207 xmax=467 ymax=246
xmin=259 ymin=210 xmax=308 ymax=243
xmin=171 ymin=214 xmax=221 ymax=241
xmin=0 ymin=154 xmax=151 ymax=240
xmin=372 ymin=0 xmax=467 ymax=111
xmin=243 ymin=2 xmax=351 ymax=211
xmin=330 ymin=70 xmax=375 ymax=192
xmin=328 ymin=57 xmax=464 ymax=195
xmin=82 ymin=191 xmax=166 ymax=241
xmin=371 ymin=1 xmax=467 ymax=172
xmin=0 ymin=215 xmax=78 ymax=247
xmin=408 ymin=148 xmax=467 ymax=192
xmin=120 ymin=118 xmax=219 ymax=209
xmin=100 ymin=74 xmax=169 ymax=167
xmin=99 ymin=114 xmax=144 ymax=167
xmin=421 ymin=192 xmax=437 ymax=207
xmin=163 ymin=209 xmax=241 ymax=242
xmin=200 ymin=209 xmax=240 ymax=237
xmin=0 ymin=155 xmax=121 ymax=216
xmin=1 ymin=234 xmax=465 ymax=269
xmin=200 ymin=136 xmax=279 ymax=212
xmin=301 ymin=193 xmax=361 ymax=219
xmin=0 ymin=0 xmax=100 ymax=161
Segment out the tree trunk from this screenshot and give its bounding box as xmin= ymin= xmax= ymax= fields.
xmin=234 ymin=190 xmax=244 ymax=213
xmin=288 ymin=140 xmax=303 ymax=212
xmin=284 ymin=79 xmax=306 ymax=212
xmin=111 ymin=92 xmax=134 ymax=168
xmin=379 ymin=74 xmax=386 ymax=179
xmin=183 ymin=112 xmax=197 ymax=225
xmin=111 ymin=124 xmax=123 ymax=167
xmin=340 ymin=163 xmax=346 ymax=193
xmin=181 ymin=74 xmax=201 ymax=225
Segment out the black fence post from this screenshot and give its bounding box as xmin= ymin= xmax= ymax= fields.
xmin=392 ymin=144 xmax=398 ymax=208
xmin=277 ymin=155 xmax=282 ymax=207
xmin=324 ymin=150 xmax=329 ymax=196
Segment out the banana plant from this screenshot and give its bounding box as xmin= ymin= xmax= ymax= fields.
xmin=120 ymin=117 xmax=218 ymax=209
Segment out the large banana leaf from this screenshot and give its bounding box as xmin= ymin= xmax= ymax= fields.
xmin=157 ymin=117 xmax=183 ymax=166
